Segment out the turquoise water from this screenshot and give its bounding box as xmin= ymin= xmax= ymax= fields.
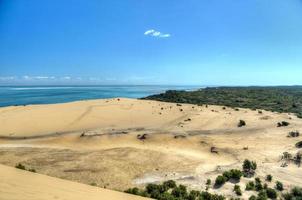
xmin=0 ymin=85 xmax=201 ymax=107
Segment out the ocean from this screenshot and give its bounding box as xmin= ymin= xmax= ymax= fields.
xmin=0 ymin=85 xmax=202 ymax=107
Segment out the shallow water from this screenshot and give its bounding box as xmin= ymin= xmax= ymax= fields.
xmin=0 ymin=85 xmax=202 ymax=107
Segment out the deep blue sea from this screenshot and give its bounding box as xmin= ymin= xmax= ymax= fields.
xmin=0 ymin=85 xmax=202 ymax=107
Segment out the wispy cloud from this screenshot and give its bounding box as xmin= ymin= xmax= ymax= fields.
xmin=0 ymin=76 xmax=16 ymax=81
xmin=144 ymin=29 xmax=171 ymax=38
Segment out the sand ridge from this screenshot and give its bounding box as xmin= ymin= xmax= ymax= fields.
xmin=0 ymin=164 xmax=150 ymax=200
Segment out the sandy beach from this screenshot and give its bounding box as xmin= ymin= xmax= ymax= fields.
xmin=0 ymin=98 xmax=301 ymax=199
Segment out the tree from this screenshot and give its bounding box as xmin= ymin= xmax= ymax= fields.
xmin=266 ymin=188 xmax=277 ymax=199
xmin=242 ymin=159 xmax=257 ymax=177
xmin=163 ymin=180 xmax=177 ymax=189
xmin=275 ymin=181 xmax=283 ymax=191
xmin=215 ymin=175 xmax=227 ymax=186
xmin=266 ymin=175 xmax=272 ymax=182
xmin=171 ymin=184 xmax=188 ymax=198
xmin=257 ymin=190 xmax=268 ymax=200
xmin=234 ymin=185 xmax=242 ymax=196
xmin=246 ymin=181 xmax=255 ymax=191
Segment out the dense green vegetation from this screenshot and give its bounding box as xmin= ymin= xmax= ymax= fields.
xmin=125 ymin=159 xmax=302 ymax=200
xmin=125 ymin=180 xmax=225 ymax=200
xmin=143 ymin=86 xmax=302 ymax=117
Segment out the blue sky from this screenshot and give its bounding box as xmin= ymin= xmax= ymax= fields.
xmin=1 ymin=0 xmax=302 ymax=85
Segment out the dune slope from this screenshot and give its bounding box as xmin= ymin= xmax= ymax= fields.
xmin=0 ymin=164 xmax=150 ymax=200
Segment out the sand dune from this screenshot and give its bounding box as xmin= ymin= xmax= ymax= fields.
xmin=0 ymin=164 xmax=150 ymax=200
xmin=0 ymin=98 xmax=301 ymax=198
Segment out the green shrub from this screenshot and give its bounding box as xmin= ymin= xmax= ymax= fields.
xmin=275 ymin=181 xmax=283 ymax=191
xmin=15 ymin=163 xmax=26 ymax=170
xmin=206 ymin=179 xmax=211 ymax=185
xmin=249 ymin=195 xmax=257 ymax=200
xmin=28 ymin=168 xmax=36 ymax=173
xmin=277 ymin=121 xmax=290 ymax=127
xmin=292 ymin=187 xmax=302 ymax=196
xmin=125 ymin=187 xmax=140 ymax=195
xmin=257 ymin=190 xmax=268 ymax=200
xmin=266 ymin=188 xmax=277 ymax=199
xmin=200 ymin=191 xmax=225 ymax=200
xmin=188 ymin=190 xmax=200 ymax=200
xmin=246 ymin=181 xmax=255 ymax=191
xmin=146 ymin=183 xmax=160 ymax=194
xmin=222 ymin=169 xmax=242 ymax=182
xmin=266 ymin=175 xmax=272 ymax=182
xmin=171 ymin=184 xmax=188 ymax=198
xmin=255 ymin=178 xmax=263 ymax=191
xmin=243 ymin=160 xmax=257 ymax=171
xmin=296 ymin=141 xmax=302 ymax=148
xmin=163 ymin=180 xmax=177 ymax=189
xmin=243 ymin=159 xmax=257 ymax=177
xmin=215 ymin=175 xmax=227 ymax=186
xmin=288 ymin=131 xmax=300 ymax=137
xmin=238 ymin=120 xmax=246 ymax=127
xmin=222 ymin=171 xmax=232 ymax=180
xmin=234 ymin=185 xmax=242 ymax=196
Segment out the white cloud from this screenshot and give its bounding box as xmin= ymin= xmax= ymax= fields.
xmin=144 ymin=29 xmax=155 ymax=35
xmin=35 ymin=76 xmax=49 ymax=79
xmin=0 ymin=76 xmax=16 ymax=81
xmin=61 ymin=76 xmax=71 ymax=80
xmin=159 ymin=33 xmax=171 ymax=38
xmin=144 ymin=29 xmax=171 ymax=38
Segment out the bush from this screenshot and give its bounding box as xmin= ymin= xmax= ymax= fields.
xmin=234 ymin=185 xmax=242 ymax=196
xmin=222 ymin=169 xmax=242 ymax=181
xmin=275 ymin=181 xmax=283 ymax=191
xmin=291 ymin=187 xmax=302 ymax=197
xmin=163 ymin=180 xmax=177 ymax=189
xmin=282 ymin=192 xmax=292 ymax=200
xmin=288 ymin=131 xmax=300 ymax=137
xmin=266 ymin=188 xmax=277 ymax=199
xmin=238 ymin=120 xmax=246 ymax=127
xmin=215 ymin=175 xmax=227 ymax=186
xmin=266 ymin=174 xmax=272 ymax=182
xmin=222 ymin=171 xmax=232 ymax=180
xmin=243 ymin=159 xmax=257 ymax=177
xmin=28 ymin=168 xmax=36 ymax=173
xmin=296 ymin=141 xmax=302 ymax=148
xmin=15 ymin=163 xmax=26 ymax=170
xmin=243 ymin=160 xmax=257 ymax=170
xmin=255 ymin=178 xmax=263 ymax=191
xmin=188 ymin=190 xmax=200 ymax=200
xmin=257 ymin=190 xmax=268 ymax=200
xmin=206 ymin=179 xmax=211 ymax=185
xmin=125 ymin=187 xmax=140 ymax=195
xmin=277 ymin=121 xmax=290 ymax=127
xmin=246 ymin=181 xmax=255 ymax=191
xmin=146 ymin=183 xmax=160 ymax=194
xmin=200 ymin=191 xmax=225 ymax=200
xmin=171 ymin=184 xmax=188 ymax=198
xmin=249 ymin=195 xmax=257 ymax=200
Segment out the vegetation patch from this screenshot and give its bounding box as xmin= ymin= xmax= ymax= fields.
xmin=242 ymin=159 xmax=257 ymax=177
xmin=288 ymin=131 xmax=300 ymax=138
xmin=277 ymin=121 xmax=290 ymax=127
xmin=143 ymin=86 xmax=302 ymax=118
xmin=15 ymin=163 xmax=36 ymax=173
xmin=125 ymin=180 xmax=225 ymax=200
xmin=237 ymin=120 xmax=246 ymax=127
